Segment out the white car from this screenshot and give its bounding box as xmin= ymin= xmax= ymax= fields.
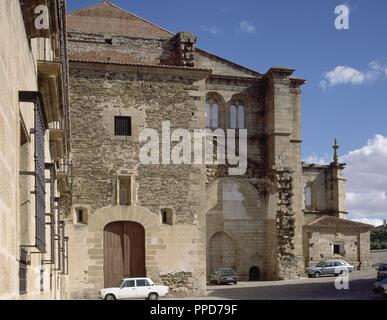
xmin=100 ymin=278 xmax=169 ymax=300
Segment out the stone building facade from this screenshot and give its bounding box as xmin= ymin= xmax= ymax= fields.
xmin=0 ymin=1 xmax=372 ymax=300
xmin=0 ymin=0 xmax=70 ymax=299
xmin=302 ymin=147 xmax=373 ymax=270
xmin=61 ymin=2 xmax=372 ymax=299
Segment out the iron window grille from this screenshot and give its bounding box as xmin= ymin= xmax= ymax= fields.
xmin=19 ymin=91 xmax=48 ymax=253
xmin=114 ymin=116 xmax=132 ymax=136
xmin=19 ymin=249 xmax=28 ymax=295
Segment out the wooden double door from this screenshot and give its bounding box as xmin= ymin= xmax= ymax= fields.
xmin=103 ymin=221 xmax=146 ymax=288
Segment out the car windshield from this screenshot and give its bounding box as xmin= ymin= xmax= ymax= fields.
xmin=221 ymin=269 xmax=236 ymax=276
xmin=117 ymin=280 xmax=124 ymax=287
xmin=315 ymin=261 xmax=326 ymax=267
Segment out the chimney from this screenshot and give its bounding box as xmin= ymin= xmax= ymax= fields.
xmin=174 ymin=32 xmax=197 ymax=67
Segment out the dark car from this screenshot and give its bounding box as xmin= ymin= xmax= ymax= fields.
xmin=372 ymin=275 xmax=387 ymax=299
xmin=209 ymin=268 xmax=239 ymax=285
xmin=376 ymin=263 xmax=387 ymax=280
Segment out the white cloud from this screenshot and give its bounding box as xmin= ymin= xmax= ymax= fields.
xmin=238 ymin=21 xmax=256 ymax=34
xmin=305 ymin=135 xmax=387 ymax=226
xmin=201 ymin=26 xmax=224 ymax=35
xmin=303 ymin=153 xmax=330 ymax=165
xmin=352 ymin=218 xmax=384 ymax=227
xmin=342 ymin=135 xmax=387 ymax=224
xmin=320 ymin=61 xmax=387 ymax=90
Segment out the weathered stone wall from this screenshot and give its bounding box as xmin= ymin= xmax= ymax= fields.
xmin=371 ymin=249 xmax=387 ymax=266
xmin=0 ymin=1 xmax=35 ymax=299
xmin=305 ymin=229 xmax=371 ymax=270
xmin=68 ymin=32 xmax=176 ymax=65
xmin=67 ymin=62 xmax=208 ymax=297
xmin=264 ymin=69 xmax=305 ymax=279
xmin=206 ymin=178 xmax=270 ymax=280
xmin=302 ymin=164 xmax=347 ymax=218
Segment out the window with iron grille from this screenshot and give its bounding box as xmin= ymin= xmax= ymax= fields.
xmin=35 ymin=96 xmax=46 ymax=252
xmin=19 ymin=249 xmax=28 ymax=295
xmin=114 ymin=116 xmax=132 ymax=136
xmin=19 ymin=91 xmax=47 ymax=253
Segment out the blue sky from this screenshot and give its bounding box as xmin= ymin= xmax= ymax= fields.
xmin=67 ymin=0 xmax=387 ymax=225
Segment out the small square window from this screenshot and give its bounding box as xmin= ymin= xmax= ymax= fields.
xmin=75 ymin=207 xmax=88 ymax=225
xmin=334 ymin=244 xmax=341 ymax=255
xmin=114 ymin=116 xmax=132 ymax=136
xmin=161 ymin=208 xmax=173 ymax=225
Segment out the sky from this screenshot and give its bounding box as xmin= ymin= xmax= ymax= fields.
xmin=67 ymin=0 xmax=387 ymax=225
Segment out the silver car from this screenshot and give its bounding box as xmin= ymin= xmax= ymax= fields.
xmin=305 ymin=259 xmax=355 ymax=278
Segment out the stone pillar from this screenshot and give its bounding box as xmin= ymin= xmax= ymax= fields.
xmin=264 ymin=68 xmax=306 ymax=279
xmin=358 ymin=230 xmax=372 ymax=270
xmin=329 ymin=140 xmax=348 ymax=218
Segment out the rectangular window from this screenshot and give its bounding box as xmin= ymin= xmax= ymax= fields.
xmin=19 ymin=91 xmax=47 ymax=252
xmin=136 ymin=279 xmax=150 ymax=287
xmin=77 ymin=209 xmax=83 ymax=223
xmin=114 ymin=116 xmax=132 ymax=136
xmin=75 ymin=208 xmax=88 ymax=224
xmin=123 ymin=280 xmax=135 ymax=288
xmin=117 ymin=176 xmax=131 ymax=206
xmin=334 ymin=244 xmax=341 ymax=255
xmin=19 ymin=249 xmax=28 ymax=295
xmin=161 ymin=208 xmax=173 ymax=225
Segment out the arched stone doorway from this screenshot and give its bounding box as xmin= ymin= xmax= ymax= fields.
xmin=249 ymin=266 xmax=260 ymax=281
xmin=208 ymin=232 xmax=236 ymax=273
xmin=103 ymin=221 xmax=146 ymax=288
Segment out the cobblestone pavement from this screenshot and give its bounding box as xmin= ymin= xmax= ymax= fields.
xmin=169 ymin=270 xmax=384 ymax=300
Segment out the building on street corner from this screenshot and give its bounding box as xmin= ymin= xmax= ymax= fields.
xmin=0 ymin=0 xmax=373 ymax=300
xmin=0 ymin=0 xmax=70 ymax=299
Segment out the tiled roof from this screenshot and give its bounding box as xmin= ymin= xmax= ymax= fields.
xmin=69 ymin=51 xmax=143 ymax=65
xmin=306 ymin=215 xmax=373 ymax=230
xmin=67 ymin=2 xmax=263 ymax=77
xmin=69 ymin=57 xmax=212 ymax=72
xmin=67 ymin=2 xmax=172 ymax=39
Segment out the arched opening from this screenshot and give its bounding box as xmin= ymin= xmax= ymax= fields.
xmin=304 ymin=185 xmax=314 ymax=210
xmin=103 ymin=221 xmax=145 ymax=288
xmin=229 ymin=101 xmax=245 ymax=129
xmin=249 ymin=266 xmax=260 ymax=281
xmin=205 ymin=98 xmax=219 ymax=129
xmin=208 ymin=232 xmax=236 ymax=274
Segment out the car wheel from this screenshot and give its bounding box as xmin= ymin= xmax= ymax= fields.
xmin=234 ymin=281 xmax=238 ymax=285
xmin=148 ymin=293 xmax=159 ymax=301
xmin=314 ymin=272 xmax=321 ymax=278
xmin=104 ymin=294 xmax=116 ymax=301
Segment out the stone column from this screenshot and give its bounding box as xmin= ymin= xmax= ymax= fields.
xmin=264 ymin=68 xmax=306 ymax=279
xmin=329 ymin=140 xmax=348 ymax=218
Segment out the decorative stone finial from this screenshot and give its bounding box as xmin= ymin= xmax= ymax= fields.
xmin=333 ymin=138 xmax=339 ymax=164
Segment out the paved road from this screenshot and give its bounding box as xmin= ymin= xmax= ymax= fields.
xmin=172 ymin=270 xmax=384 ymax=300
